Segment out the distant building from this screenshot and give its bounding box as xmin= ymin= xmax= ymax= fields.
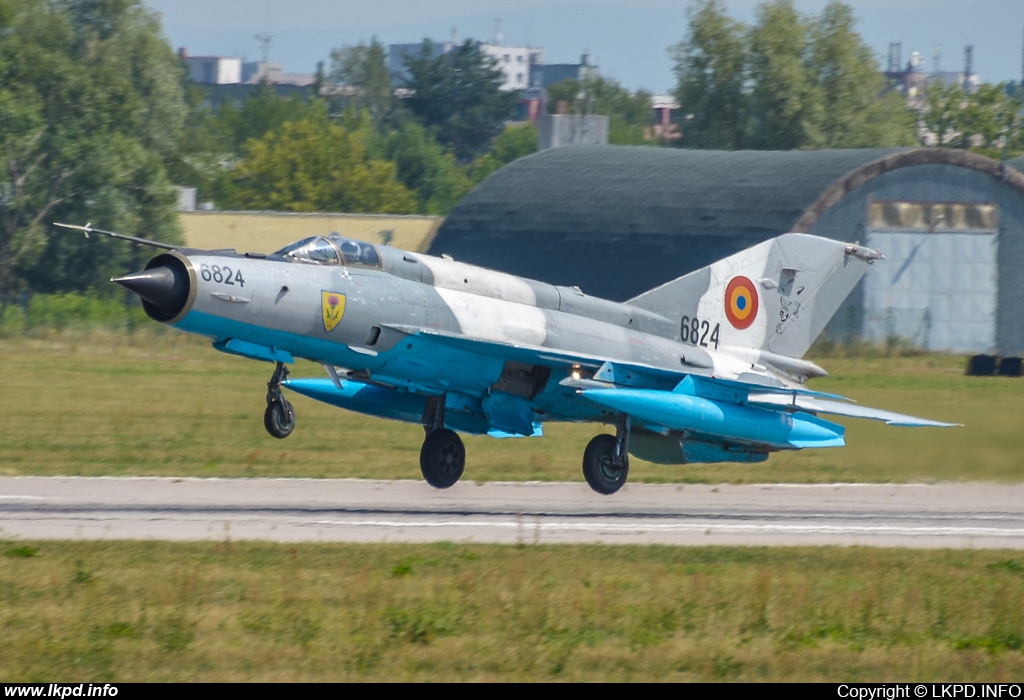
xmin=529 ymin=54 xmax=594 ymax=89
xmin=183 ymin=55 xmax=242 ymax=85
xmin=479 ymin=42 xmax=543 ymax=91
xmin=650 ymin=94 xmax=681 ymax=142
xmin=263 ymin=72 xmax=316 ymax=87
xmin=387 ymin=40 xmax=546 ymax=91
xmin=515 ymin=87 xmax=546 ymax=123
xmin=537 ymin=114 xmax=609 ymax=150
xmin=883 ymin=45 xmax=980 ymax=109
xmin=239 ymin=61 xmax=315 ymax=87
xmin=242 ymin=61 xmax=284 ymax=84
xmin=178 ymin=48 xmax=317 ymax=107
xmin=175 ymin=187 xmax=197 ymax=213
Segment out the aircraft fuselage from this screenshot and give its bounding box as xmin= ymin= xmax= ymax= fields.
xmin=153 ymin=245 xmax=759 ymax=427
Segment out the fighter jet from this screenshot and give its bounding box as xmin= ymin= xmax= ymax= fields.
xmin=56 ymin=222 xmax=955 ymax=495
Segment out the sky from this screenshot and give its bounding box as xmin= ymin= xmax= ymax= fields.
xmin=144 ymin=0 xmax=1024 ymax=94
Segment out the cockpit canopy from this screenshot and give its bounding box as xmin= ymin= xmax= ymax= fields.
xmin=273 ymin=233 xmax=381 ymax=268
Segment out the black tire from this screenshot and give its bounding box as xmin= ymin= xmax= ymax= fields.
xmin=420 ymin=428 xmax=465 ymax=489
xmin=583 ymin=433 xmax=629 ymax=495
xmin=264 ymin=399 xmax=295 ymax=439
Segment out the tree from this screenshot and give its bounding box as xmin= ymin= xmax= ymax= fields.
xmin=402 ymin=39 xmax=518 ymax=162
xmin=959 ymin=83 xmax=1024 ymax=157
xmin=0 ymin=0 xmax=186 ymax=295
xmin=746 ymin=0 xmax=820 ymax=150
xmin=805 ymin=1 xmax=915 ymax=148
xmin=230 ymin=110 xmax=417 ymax=214
xmin=546 ymin=76 xmax=653 ymax=146
xmin=214 ymin=81 xmax=317 ymax=153
xmin=671 ymin=0 xmax=915 ymax=151
xmin=671 ymin=0 xmax=747 ymax=149
xmin=923 ymin=80 xmax=1024 ymax=157
xmin=329 ymin=38 xmax=393 ymax=122
xmin=168 ymin=81 xmax=320 ymax=206
xmin=923 ymin=81 xmax=965 ymax=148
xmin=469 ymin=123 xmax=538 ymax=182
xmin=371 ymin=117 xmax=472 ymax=214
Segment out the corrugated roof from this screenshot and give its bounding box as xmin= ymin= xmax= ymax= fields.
xmin=431 ymin=145 xmax=1023 ymax=300
xmin=442 ymin=146 xmax=907 ymax=242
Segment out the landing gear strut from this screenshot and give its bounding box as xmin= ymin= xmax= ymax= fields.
xmin=583 ymin=414 xmax=630 ymax=495
xmin=419 ymin=394 xmax=465 ymax=489
xmin=264 ymin=361 xmax=295 ymax=439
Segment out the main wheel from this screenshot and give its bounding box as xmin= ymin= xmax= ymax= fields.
xmin=583 ymin=433 xmax=629 ymax=495
xmin=420 ymin=428 xmax=465 ymax=489
xmin=264 ymin=399 xmax=295 ymax=439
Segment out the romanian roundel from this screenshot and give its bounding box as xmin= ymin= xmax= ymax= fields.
xmin=724 ymin=276 xmax=759 ymax=330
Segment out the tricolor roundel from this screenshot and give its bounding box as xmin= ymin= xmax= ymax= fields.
xmin=724 ymin=276 xmax=758 ymax=330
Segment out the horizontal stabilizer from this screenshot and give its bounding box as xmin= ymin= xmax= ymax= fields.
xmin=747 ymin=393 xmax=959 ymax=427
xmin=676 ymin=374 xmax=851 ymax=402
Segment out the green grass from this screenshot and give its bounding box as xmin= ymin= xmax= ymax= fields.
xmin=0 ymin=332 xmax=1020 ymax=483
xmin=2 ymin=540 xmax=1024 ymax=681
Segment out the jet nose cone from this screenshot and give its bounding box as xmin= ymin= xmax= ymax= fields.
xmin=113 ymin=266 xmax=188 ymax=312
xmin=113 ymin=267 xmax=174 ymax=305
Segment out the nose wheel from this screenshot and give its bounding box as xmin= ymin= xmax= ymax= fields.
xmin=264 ymin=361 xmax=295 ymax=439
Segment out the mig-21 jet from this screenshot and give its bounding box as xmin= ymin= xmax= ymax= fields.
xmin=56 ymin=222 xmax=955 ymax=495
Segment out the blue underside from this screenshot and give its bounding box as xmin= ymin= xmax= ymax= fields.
xmin=175 ymin=310 xmax=843 ymax=460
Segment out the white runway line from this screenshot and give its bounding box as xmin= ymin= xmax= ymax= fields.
xmin=3 ymin=477 xmax=1024 ymax=547
xmin=306 ymin=518 xmax=1024 ymax=538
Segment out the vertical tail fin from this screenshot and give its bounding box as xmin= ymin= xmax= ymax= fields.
xmin=627 ymin=234 xmax=882 ymax=358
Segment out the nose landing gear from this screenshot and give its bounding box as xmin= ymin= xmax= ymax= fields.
xmin=264 ymin=361 xmax=296 ymax=439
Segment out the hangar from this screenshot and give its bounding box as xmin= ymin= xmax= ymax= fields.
xmin=430 ymin=146 xmax=1024 ymax=357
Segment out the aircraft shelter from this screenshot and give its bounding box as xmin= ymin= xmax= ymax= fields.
xmin=430 ymin=146 xmax=1024 ymax=358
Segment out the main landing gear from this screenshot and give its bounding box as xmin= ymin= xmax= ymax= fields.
xmin=264 ymin=361 xmax=296 ymax=439
xmin=419 ymin=394 xmax=465 ymax=489
xmin=582 ymin=415 xmax=630 ymax=495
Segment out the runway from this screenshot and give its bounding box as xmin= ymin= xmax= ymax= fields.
xmin=2 ymin=477 xmax=1024 ymax=548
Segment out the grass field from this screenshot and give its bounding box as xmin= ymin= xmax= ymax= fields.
xmin=2 ymin=540 xmax=1024 ymax=681
xmin=0 ymin=332 xmax=1020 ymax=483
xmin=3 ymin=336 xmax=1022 ymax=682
xmin=179 ymin=211 xmax=441 ymax=254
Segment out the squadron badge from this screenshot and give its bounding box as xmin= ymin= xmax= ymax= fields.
xmin=321 ymin=291 xmax=346 ymax=332
xmin=724 ymin=276 xmax=758 ymax=330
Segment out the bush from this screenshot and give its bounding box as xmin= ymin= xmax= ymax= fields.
xmin=0 ymin=292 xmax=150 ymax=336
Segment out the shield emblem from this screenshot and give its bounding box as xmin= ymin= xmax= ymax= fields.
xmin=321 ymin=291 xmax=346 ymax=332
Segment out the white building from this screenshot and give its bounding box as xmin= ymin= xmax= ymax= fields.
xmin=479 ymin=43 xmax=544 ymax=91
xmin=184 ymin=56 xmax=242 ymax=85
xmin=388 ymin=41 xmax=543 ymax=91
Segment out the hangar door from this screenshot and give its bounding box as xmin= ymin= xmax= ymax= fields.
xmin=863 ymin=200 xmax=998 ymax=353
